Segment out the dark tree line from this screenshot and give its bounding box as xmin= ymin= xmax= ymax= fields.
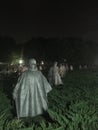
xmin=0 ymin=36 xmax=98 ymax=66
xmin=23 ymin=37 xmax=98 ymax=66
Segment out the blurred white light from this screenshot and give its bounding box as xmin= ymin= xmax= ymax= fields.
xmin=19 ymin=59 xmax=24 ymax=64
xmin=41 ymin=61 xmax=44 ymax=65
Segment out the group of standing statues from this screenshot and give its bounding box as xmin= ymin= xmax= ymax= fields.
xmin=48 ymin=61 xmax=66 ymax=86
xmin=12 ymin=58 xmax=67 ymax=119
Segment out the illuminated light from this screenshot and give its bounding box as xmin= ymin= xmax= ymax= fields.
xmin=19 ymin=59 xmax=24 ymax=64
xmin=11 ymin=63 xmax=13 ymax=66
xmin=41 ymin=61 xmax=44 ymax=65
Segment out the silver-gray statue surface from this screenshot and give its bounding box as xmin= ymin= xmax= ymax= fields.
xmin=13 ymin=59 xmax=52 ymax=118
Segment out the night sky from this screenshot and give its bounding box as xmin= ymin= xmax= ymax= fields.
xmin=0 ymin=1 xmax=98 ymax=44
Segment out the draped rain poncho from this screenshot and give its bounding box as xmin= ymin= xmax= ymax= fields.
xmin=13 ymin=59 xmax=52 ymax=118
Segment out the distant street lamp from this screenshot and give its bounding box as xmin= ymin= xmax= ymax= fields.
xmin=19 ymin=59 xmax=24 ymax=65
xmin=41 ymin=61 xmax=44 ymax=65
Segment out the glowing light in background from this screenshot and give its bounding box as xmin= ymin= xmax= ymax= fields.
xmin=41 ymin=61 xmax=44 ymax=65
xmin=19 ymin=58 xmax=24 ymax=65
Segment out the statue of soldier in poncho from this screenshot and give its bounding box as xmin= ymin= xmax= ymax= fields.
xmin=48 ymin=61 xmax=63 ymax=86
xmin=13 ymin=58 xmax=52 ymax=119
